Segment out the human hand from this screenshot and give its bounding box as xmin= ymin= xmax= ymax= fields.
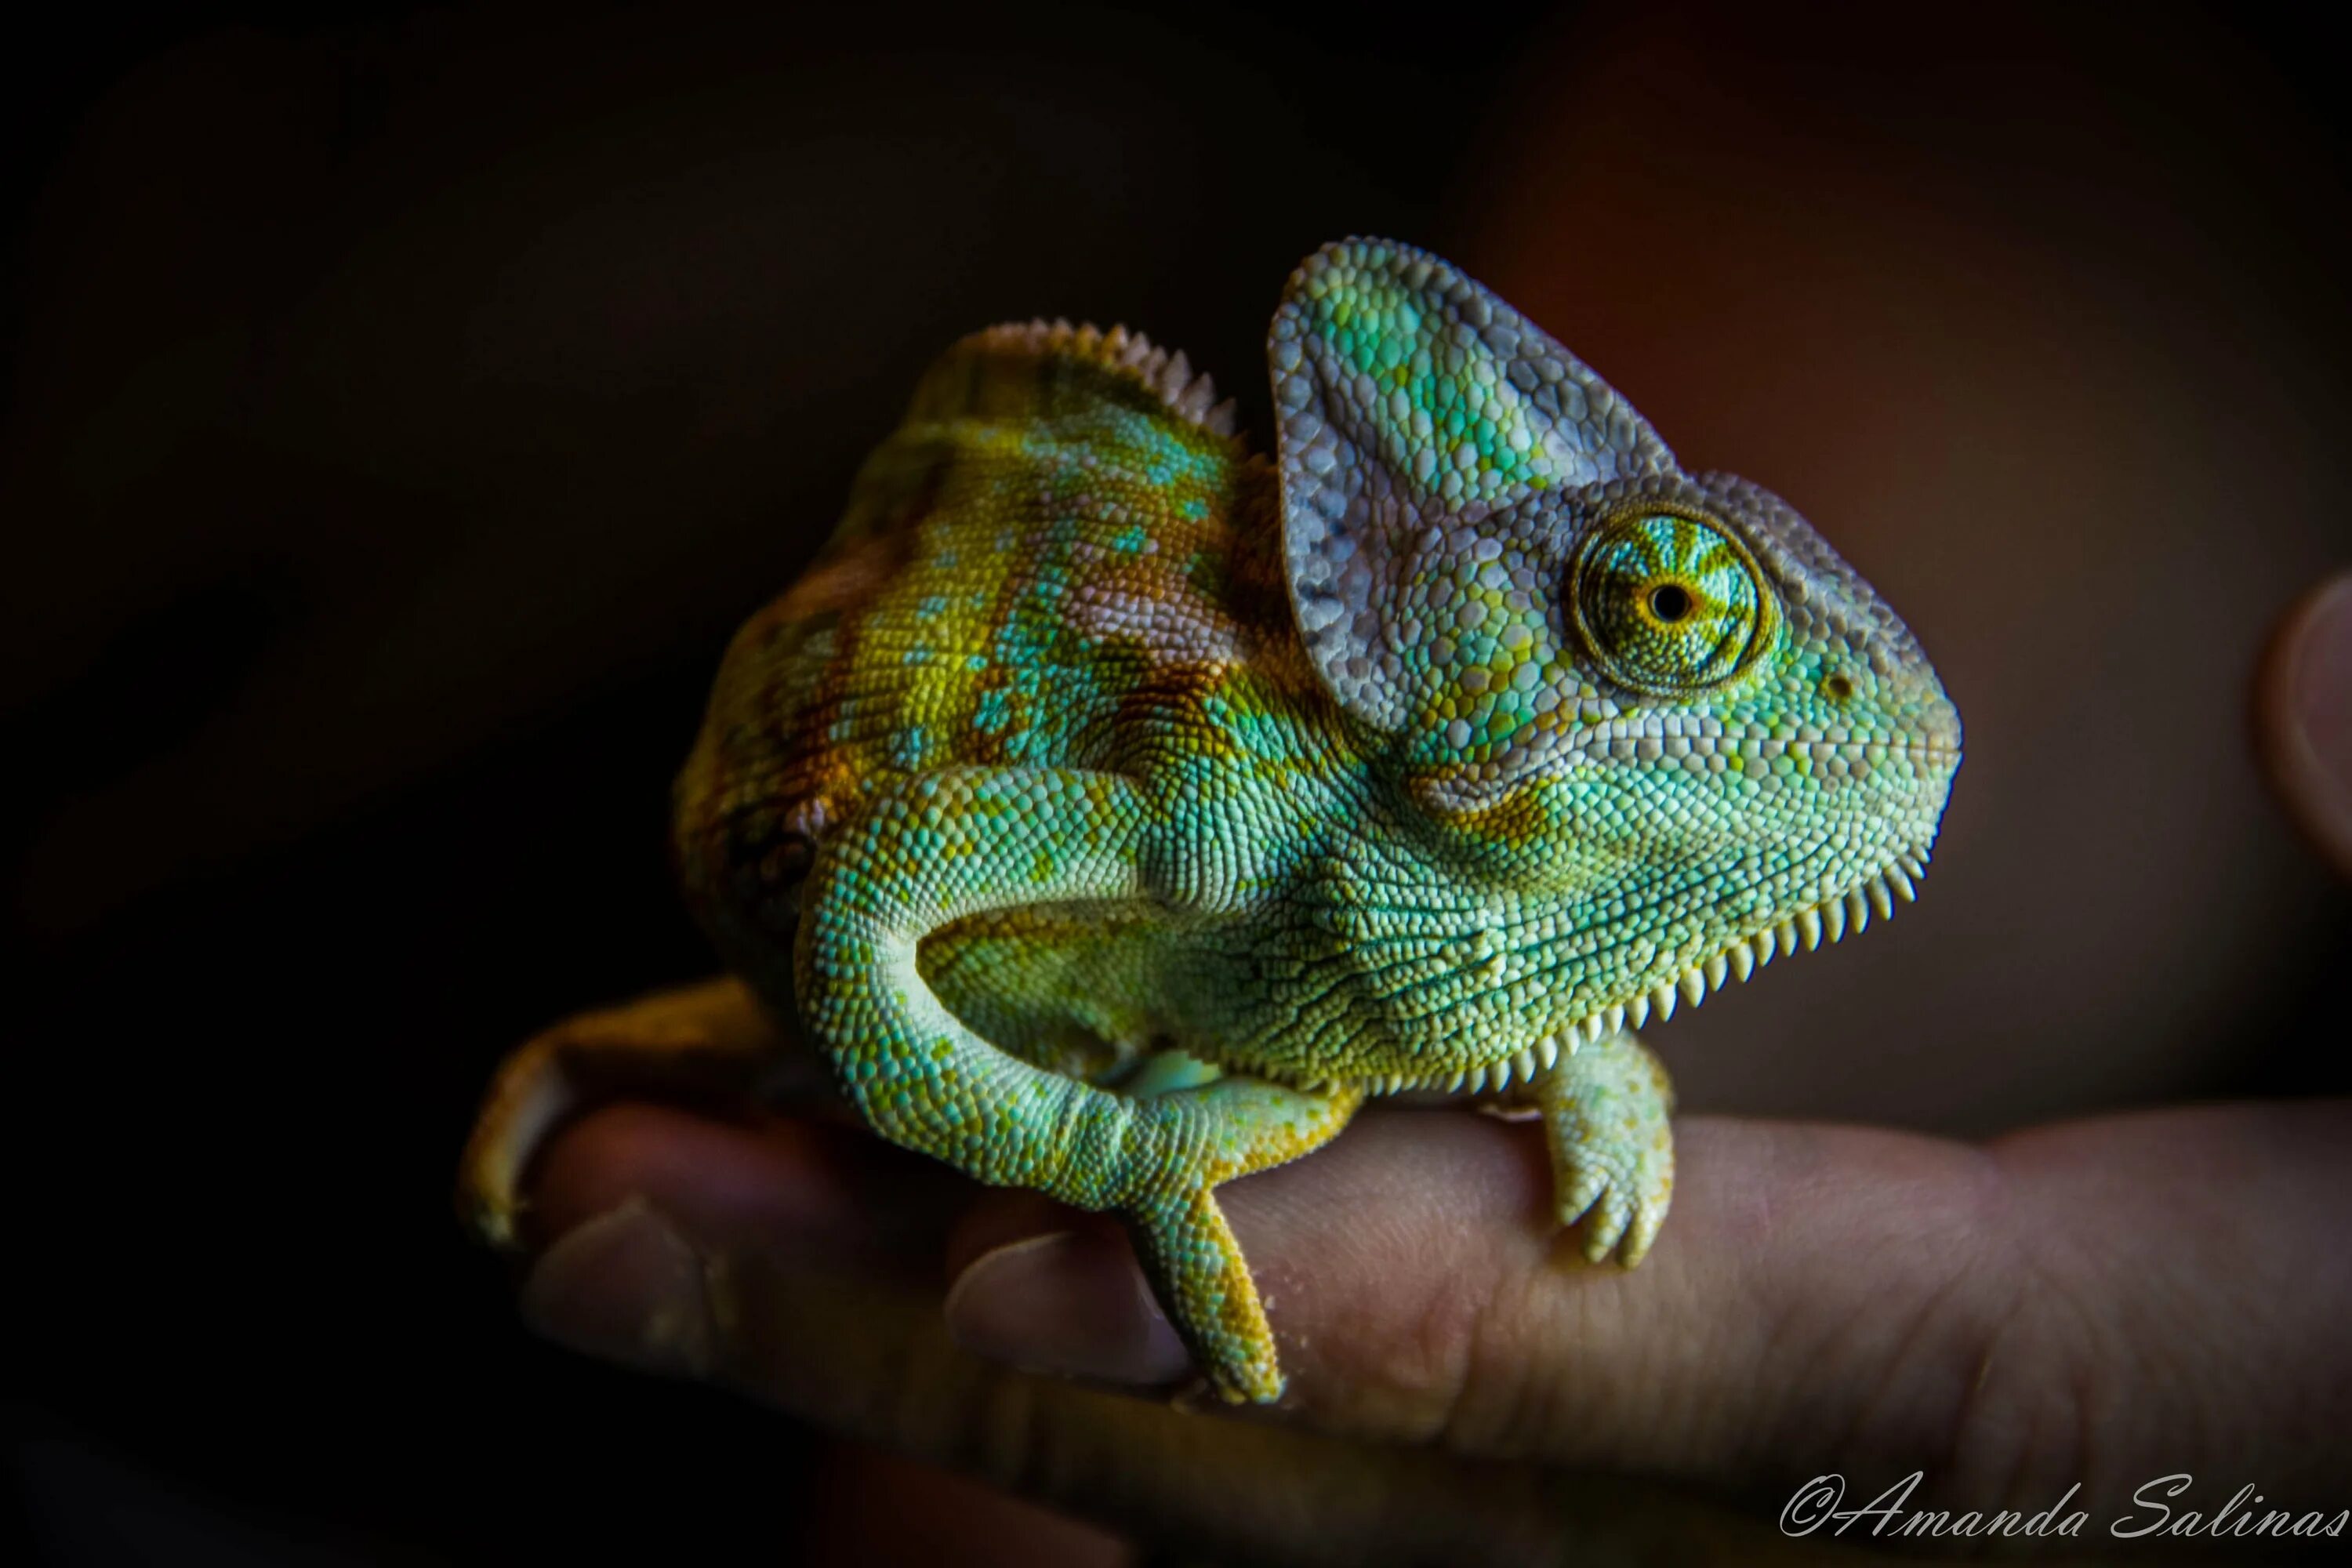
xmin=495 ymin=572 xmax=2352 ymax=1563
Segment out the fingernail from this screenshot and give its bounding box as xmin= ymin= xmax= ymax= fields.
xmin=943 ymin=1230 xmax=1192 ymax=1388
xmin=521 ymin=1196 xmax=720 ymax=1378
xmin=2289 ymin=575 xmax=2352 ymax=802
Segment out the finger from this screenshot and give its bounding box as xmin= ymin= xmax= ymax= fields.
xmin=516 ymin=1105 xmax=1829 ymax=1566
xmin=951 ymin=1108 xmax=1996 ymax=1472
xmin=2256 ymin=569 xmax=2352 ymax=877
xmin=509 ymin=1090 xmax=2352 ymax=1536
xmin=521 ymin=1102 xmax=973 ymax=1322
xmin=946 ymin=1101 xmax=2352 ymax=1515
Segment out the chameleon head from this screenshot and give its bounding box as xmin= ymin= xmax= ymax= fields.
xmin=1272 ymin=238 xmax=1960 ymax=1042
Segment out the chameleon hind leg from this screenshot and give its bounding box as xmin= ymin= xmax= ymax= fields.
xmin=797 ymin=764 xmax=1360 ymax=1400
xmin=1532 ymin=1031 xmax=1677 ymax=1266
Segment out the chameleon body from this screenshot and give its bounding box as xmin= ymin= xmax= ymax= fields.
xmin=560 ymin=239 xmax=1960 ymax=1403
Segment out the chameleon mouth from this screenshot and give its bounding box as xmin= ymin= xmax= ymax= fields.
xmin=1370 ymin=842 xmax=1936 ymax=1098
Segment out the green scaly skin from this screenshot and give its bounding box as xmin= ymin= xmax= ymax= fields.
xmin=671 ymin=239 xmax=1962 ymax=1402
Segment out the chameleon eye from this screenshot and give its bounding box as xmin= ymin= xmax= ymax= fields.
xmin=1572 ymin=506 xmax=1772 ymax=694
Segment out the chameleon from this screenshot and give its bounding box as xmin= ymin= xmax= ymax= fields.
xmin=459 ymin=238 xmax=1961 ymax=1403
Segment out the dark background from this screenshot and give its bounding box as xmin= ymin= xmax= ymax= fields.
xmin=5 ymin=2 xmax=2347 ymax=1561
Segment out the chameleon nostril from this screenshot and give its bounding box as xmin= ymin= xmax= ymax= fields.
xmin=1822 ymin=670 xmax=1855 ymax=702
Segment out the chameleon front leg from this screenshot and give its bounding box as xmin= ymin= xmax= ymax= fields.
xmin=1531 ymin=1031 xmax=1677 ymax=1267
xmin=797 ymin=766 xmax=1360 ymax=1401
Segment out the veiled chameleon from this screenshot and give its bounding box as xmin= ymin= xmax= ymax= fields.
xmin=464 ymin=238 xmax=1960 ymax=1403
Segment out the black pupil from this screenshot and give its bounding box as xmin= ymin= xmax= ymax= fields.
xmin=1649 ymin=583 xmax=1693 ymax=622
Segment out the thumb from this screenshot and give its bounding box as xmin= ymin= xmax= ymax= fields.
xmin=2257 ymin=570 xmax=2352 ymax=877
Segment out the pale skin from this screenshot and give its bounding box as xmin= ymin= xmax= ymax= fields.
xmin=499 ymin=575 xmax=2352 ymax=1562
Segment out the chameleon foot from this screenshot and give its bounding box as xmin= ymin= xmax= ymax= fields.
xmin=1130 ymin=1182 xmax=1285 ymax=1403
xmin=1123 ymin=1072 xmax=1367 ymax=1399
xmin=1533 ymin=1033 xmax=1677 ymax=1267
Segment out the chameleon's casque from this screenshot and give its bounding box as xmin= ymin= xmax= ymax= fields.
xmin=474 ymin=239 xmax=1961 ymax=1403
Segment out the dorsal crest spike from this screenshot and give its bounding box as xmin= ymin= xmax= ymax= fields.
xmin=904 ymin=318 xmax=1245 ymax=448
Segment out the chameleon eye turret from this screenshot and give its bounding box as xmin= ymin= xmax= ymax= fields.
xmin=462 ymin=237 xmax=1962 ymax=1404
xmin=1570 ymin=503 xmax=1776 ymax=695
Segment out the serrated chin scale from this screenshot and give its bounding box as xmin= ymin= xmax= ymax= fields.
xmin=1359 ymin=843 xmax=1936 ymax=1101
